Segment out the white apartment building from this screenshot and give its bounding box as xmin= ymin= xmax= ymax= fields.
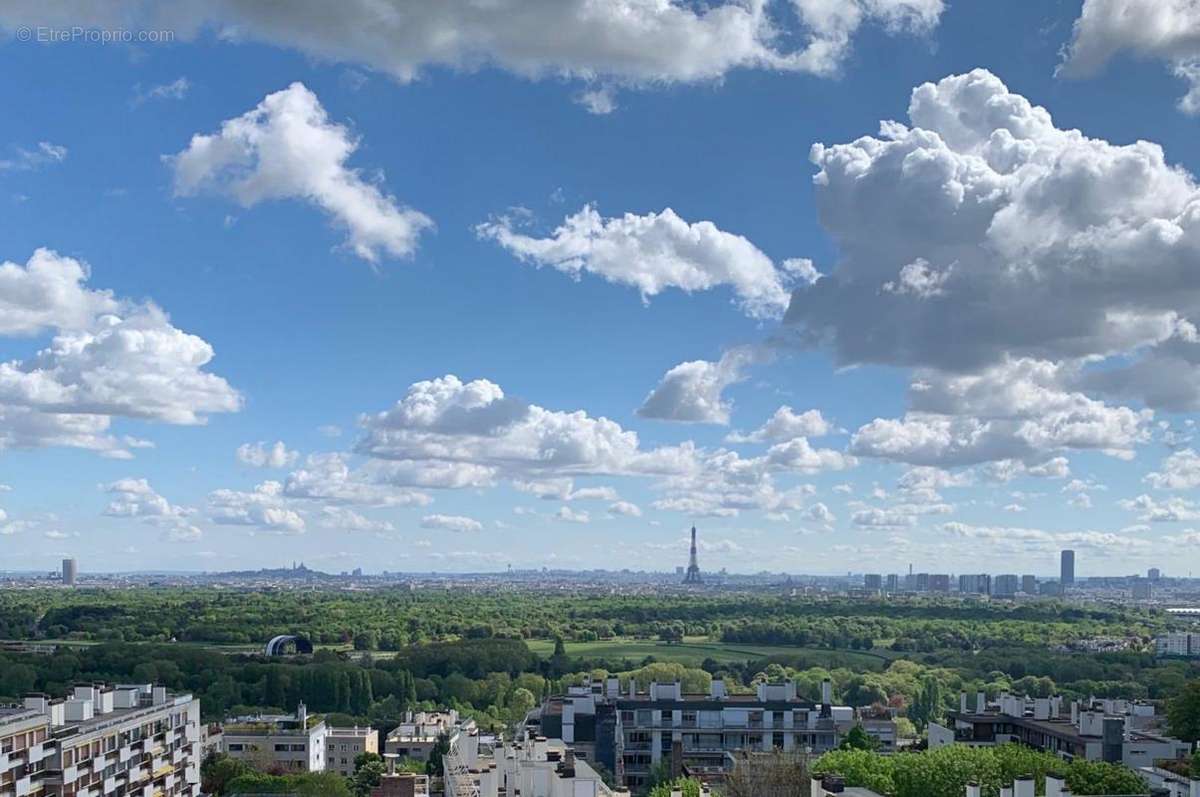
xmin=448 ymin=730 xmax=629 ymax=797
xmin=326 ymin=726 xmax=378 ymax=777
xmin=532 ymin=677 xmax=886 ymax=792
xmin=221 ymin=703 xmax=327 ymax=773
xmin=384 ymin=711 xmax=475 ymax=764
xmin=930 ymin=691 xmax=1190 ymax=770
xmin=0 ymin=705 xmax=51 ymax=797
xmin=1 ymin=683 xmax=201 ymax=797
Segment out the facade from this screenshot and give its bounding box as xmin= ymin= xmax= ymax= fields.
xmin=884 ymin=574 xmax=899 ymax=593
xmin=60 ymin=560 xmax=75 ymax=588
xmin=929 ymin=692 xmax=1189 ymax=769
xmin=384 ymin=711 xmax=475 ymax=764
xmin=531 ymin=678 xmax=888 ymax=793
xmin=1061 ymin=550 xmax=1075 ymax=587
xmin=221 ymin=703 xmax=327 ymax=773
xmin=0 ymin=706 xmax=50 ymax=797
xmin=1156 ymin=632 xmax=1200 ymax=658
xmin=326 ymin=726 xmax=377 ymax=777
xmin=1021 ymin=574 xmax=1037 ymax=594
xmin=958 ymin=574 xmax=990 ymax=595
xmin=992 ymin=574 xmax=1020 ymax=597
xmin=2 ymin=683 xmax=201 ymax=797
xmin=863 ymin=574 xmax=882 ymax=592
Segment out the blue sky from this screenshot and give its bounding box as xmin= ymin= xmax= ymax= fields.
xmin=1 ymin=0 xmax=1199 ymax=576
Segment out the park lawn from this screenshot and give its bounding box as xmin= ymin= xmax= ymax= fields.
xmin=524 ymin=636 xmax=896 ymax=670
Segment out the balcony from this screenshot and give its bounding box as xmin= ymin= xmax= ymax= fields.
xmin=14 ymin=776 xmax=31 ymax=797
xmin=27 ymin=743 xmax=47 ymax=766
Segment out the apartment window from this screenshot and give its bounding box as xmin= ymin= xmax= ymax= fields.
xmin=291 ymin=744 xmax=306 ymax=752
xmin=227 ymin=744 xmax=244 ymax=752
xmin=328 ymin=743 xmax=335 ymax=750
xmin=275 ymin=744 xmax=289 ymax=752
xmin=773 ymin=733 xmax=785 ymax=749
xmin=635 ymin=710 xmax=651 ymax=727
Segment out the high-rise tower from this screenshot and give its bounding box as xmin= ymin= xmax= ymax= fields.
xmin=1061 ymin=549 xmax=1075 ymax=588
xmin=683 ymin=526 xmax=703 ymax=584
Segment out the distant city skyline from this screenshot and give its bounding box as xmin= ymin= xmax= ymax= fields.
xmin=0 ymin=3 xmax=1198 ymax=575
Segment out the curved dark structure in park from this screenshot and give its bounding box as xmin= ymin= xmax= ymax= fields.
xmin=264 ymin=634 xmax=314 ymax=656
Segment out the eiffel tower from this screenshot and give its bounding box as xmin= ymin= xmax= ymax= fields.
xmin=683 ymin=525 xmax=703 ymax=584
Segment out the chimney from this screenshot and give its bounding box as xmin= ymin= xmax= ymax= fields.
xmin=966 ymin=782 xmax=981 ymax=797
xmin=1070 ymin=701 xmax=1079 ymax=725
xmin=960 ymin=692 xmax=968 ymax=713
xmin=811 ymin=777 xmax=826 ymax=796
xmin=1191 ymin=778 xmax=1200 ymax=797
xmin=1013 ymin=775 xmax=1034 ymax=797
xmin=976 ymin=691 xmax=986 ymax=713
xmin=1000 ymin=786 xmax=1012 ymax=797
xmin=821 ymin=678 xmax=833 ymax=705
xmin=1045 ymin=774 xmax=1065 ymax=797
xmin=710 ymin=679 xmax=726 ymax=699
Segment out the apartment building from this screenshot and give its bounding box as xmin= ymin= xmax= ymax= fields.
xmin=0 ymin=706 xmax=50 ymax=797
xmin=384 ymin=711 xmax=475 ymax=764
xmin=448 ymin=730 xmax=628 ymax=797
xmin=221 ymin=703 xmax=326 ymax=773
xmin=532 ymin=677 xmax=886 ymax=792
xmin=1156 ymin=631 xmax=1200 ymax=658
xmin=930 ymin=692 xmax=1190 ymax=769
xmin=1 ymin=683 xmax=201 ymax=797
xmin=326 ymin=726 xmax=377 ymax=777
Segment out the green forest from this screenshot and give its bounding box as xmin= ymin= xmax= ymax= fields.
xmin=0 ymin=587 xmax=1196 ymax=796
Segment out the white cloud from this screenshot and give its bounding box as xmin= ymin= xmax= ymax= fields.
xmin=727 ymin=405 xmax=833 ymax=443
xmin=514 ymin=478 xmax=617 ymax=502
xmin=1059 ymin=0 xmax=1200 ymax=114
xmin=0 ymin=304 xmax=243 ymax=425
xmin=1145 ymin=448 xmax=1200 ymax=490
xmin=0 ymin=249 xmax=117 ymax=336
xmin=237 ymin=440 xmax=299 ymax=468
xmin=356 ymin=374 xmax=695 ymax=478
xmin=169 ymin=82 xmax=432 ymax=263
xmin=104 ymin=478 xmax=184 ymax=519
xmin=638 ymin=346 xmax=764 ymax=424
xmin=0 ymin=1 xmax=944 ymax=107
xmin=1119 ymin=493 xmax=1200 ymax=522
xmin=555 ymin=506 xmax=590 ymax=524
xmin=609 ymin=500 xmax=643 ymax=518
xmin=209 ymin=481 xmax=306 ymax=533
xmin=852 ymin=507 xmax=916 ymax=528
xmin=0 ymin=141 xmax=67 ymax=172
xmin=850 ymin=360 xmax=1151 ymax=467
xmin=789 ymin=69 xmax=1200 ymax=417
xmin=283 ymin=453 xmax=432 ymax=507
xmin=807 ymin=502 xmax=836 ymax=524
xmin=132 ymin=77 xmax=190 ymax=105
xmin=319 ymin=506 xmax=395 ymax=533
xmin=944 ymin=521 xmax=1151 ymax=555
xmin=0 ymin=249 xmax=239 ymax=458
xmin=103 ymin=478 xmax=201 ymax=542
xmin=420 ymin=513 xmax=483 ymax=533
xmin=479 ymin=206 xmax=793 ymax=319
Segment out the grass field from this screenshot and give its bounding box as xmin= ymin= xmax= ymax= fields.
xmin=524 ymin=636 xmax=896 ymax=670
